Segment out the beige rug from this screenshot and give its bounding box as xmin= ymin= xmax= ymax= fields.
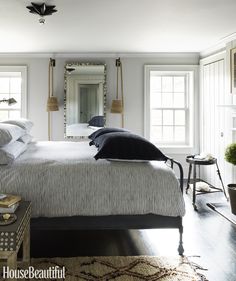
xmin=9 ymin=256 xmax=206 ymax=281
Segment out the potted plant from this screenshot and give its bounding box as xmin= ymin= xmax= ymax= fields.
xmin=225 ymin=143 xmax=236 ymax=215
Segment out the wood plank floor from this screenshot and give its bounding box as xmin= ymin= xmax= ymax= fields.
xmin=31 ymin=191 xmax=236 ymax=281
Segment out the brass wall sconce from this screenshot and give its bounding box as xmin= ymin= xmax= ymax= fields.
xmin=111 ymin=58 xmax=124 ymax=127
xmin=47 ymin=58 xmax=59 ymax=140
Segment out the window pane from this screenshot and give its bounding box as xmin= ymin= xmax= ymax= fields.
xmin=163 ymin=110 xmax=173 ymax=125
xmin=0 ymin=111 xmax=8 ymax=121
xmin=9 ymin=110 xmax=21 ymax=119
xmin=0 ymin=94 xmax=10 ymax=109
xmin=9 ymin=94 xmax=21 ymax=109
xmin=175 ymin=126 xmax=185 ymax=142
xmin=174 ymin=76 xmax=185 ymax=92
xmin=148 ymin=70 xmax=191 ymax=145
xmin=10 ymin=78 xmax=21 ymax=94
xmin=162 ymin=92 xmax=173 ymax=108
xmin=173 ymin=92 xmax=185 ymax=108
xmin=150 ymin=126 xmax=162 ymax=142
xmin=162 ymin=76 xmax=173 ymax=92
xmin=175 ymin=110 xmax=185 ymax=125
xmin=0 ymin=69 xmax=24 ymax=123
xmin=163 ymin=126 xmax=174 ymax=142
xmin=151 ymin=110 xmax=162 ymax=125
xmin=150 ymin=76 xmax=161 ymax=92
xmin=0 ymin=78 xmax=9 ymax=93
xmin=150 ymin=92 xmax=161 ymax=108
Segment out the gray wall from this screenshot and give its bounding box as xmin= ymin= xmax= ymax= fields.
xmin=0 ymin=53 xmax=199 ymax=139
xmin=0 ymin=53 xmax=199 ymax=173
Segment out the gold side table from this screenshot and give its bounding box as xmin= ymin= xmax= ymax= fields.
xmin=0 ymin=201 xmax=31 ymax=281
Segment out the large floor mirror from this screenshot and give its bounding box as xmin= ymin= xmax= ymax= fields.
xmin=64 ymin=63 xmax=106 ymax=139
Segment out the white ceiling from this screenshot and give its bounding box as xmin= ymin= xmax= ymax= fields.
xmin=1 ymin=0 xmax=236 ymax=53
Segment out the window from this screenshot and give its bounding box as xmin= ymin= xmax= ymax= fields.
xmin=145 ymin=66 xmax=196 ymax=148
xmin=0 ymin=66 xmax=27 ymax=121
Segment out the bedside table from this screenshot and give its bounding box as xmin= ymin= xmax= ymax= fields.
xmin=0 ymin=201 xmax=31 ymax=274
xmin=186 ymin=156 xmax=227 ymax=210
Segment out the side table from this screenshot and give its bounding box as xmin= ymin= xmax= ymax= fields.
xmin=0 ymin=201 xmax=31 ymax=280
xmin=186 ymin=156 xmax=227 ymax=210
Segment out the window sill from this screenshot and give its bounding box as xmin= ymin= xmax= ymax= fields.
xmin=154 ymin=145 xmax=195 ymax=155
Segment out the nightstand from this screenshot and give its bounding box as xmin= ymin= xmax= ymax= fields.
xmin=0 ymin=201 xmax=31 ymax=277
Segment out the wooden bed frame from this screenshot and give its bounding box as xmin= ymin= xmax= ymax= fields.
xmin=31 ymin=158 xmax=184 ymax=255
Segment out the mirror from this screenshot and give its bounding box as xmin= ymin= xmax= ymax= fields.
xmin=64 ymin=63 xmax=106 ymax=138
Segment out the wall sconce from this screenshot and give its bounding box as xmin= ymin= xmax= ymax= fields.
xmin=0 ymin=98 xmax=17 ymax=105
xmin=110 ymin=58 xmax=124 ymax=127
xmin=47 ymin=58 xmax=59 ymax=141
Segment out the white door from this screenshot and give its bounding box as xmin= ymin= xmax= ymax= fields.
xmin=200 ymin=55 xmax=232 ymax=187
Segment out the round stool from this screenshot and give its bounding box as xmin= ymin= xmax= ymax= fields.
xmin=186 ymin=155 xmax=227 ymax=210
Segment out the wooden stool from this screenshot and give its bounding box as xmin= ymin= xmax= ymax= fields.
xmin=0 ymin=201 xmax=31 ymax=281
xmin=186 ymin=156 xmax=227 ymax=210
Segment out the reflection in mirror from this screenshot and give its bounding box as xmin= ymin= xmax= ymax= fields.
xmin=64 ymin=63 xmax=106 ymax=138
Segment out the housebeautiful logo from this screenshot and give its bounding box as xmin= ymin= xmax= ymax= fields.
xmin=3 ymin=265 xmax=65 ymax=279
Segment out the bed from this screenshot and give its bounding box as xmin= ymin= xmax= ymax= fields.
xmin=0 ymin=141 xmax=185 ymax=255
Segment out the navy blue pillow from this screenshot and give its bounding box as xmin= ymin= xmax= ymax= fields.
xmin=89 ymin=127 xmax=128 ymax=143
xmin=88 ymin=116 xmax=105 ymax=127
xmin=94 ymin=132 xmax=167 ymax=161
xmin=91 ymin=132 xmax=125 ymax=148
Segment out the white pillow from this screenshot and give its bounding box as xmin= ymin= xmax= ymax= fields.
xmin=0 ymin=123 xmax=25 ymax=146
xmin=18 ymin=134 xmax=33 ymax=145
xmin=0 ymin=141 xmax=27 ymax=165
xmin=1 ymin=118 xmax=34 ymax=132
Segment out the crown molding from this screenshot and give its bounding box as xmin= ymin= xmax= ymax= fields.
xmin=200 ymin=31 xmax=236 ymax=59
xmin=0 ymin=52 xmax=200 ymax=59
xmin=200 ymin=43 xmax=226 ymax=59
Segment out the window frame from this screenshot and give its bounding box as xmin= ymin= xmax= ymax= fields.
xmin=144 ymin=65 xmax=198 ymax=154
xmin=0 ymin=66 xmax=27 ymax=119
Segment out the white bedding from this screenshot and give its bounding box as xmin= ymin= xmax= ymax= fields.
xmin=0 ymin=141 xmax=185 ymax=218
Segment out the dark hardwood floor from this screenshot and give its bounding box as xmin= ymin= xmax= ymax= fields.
xmin=31 ymin=191 xmax=236 ymax=281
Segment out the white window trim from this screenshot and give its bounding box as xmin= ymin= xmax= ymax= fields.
xmin=0 ymin=66 xmax=27 ymax=118
xmin=144 ymin=65 xmax=199 ymax=154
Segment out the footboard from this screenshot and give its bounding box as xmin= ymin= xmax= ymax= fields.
xmin=165 ymin=157 xmax=184 ymax=255
xmin=31 ymin=157 xmax=185 ymax=255
xmin=166 ymin=157 xmax=184 ymax=194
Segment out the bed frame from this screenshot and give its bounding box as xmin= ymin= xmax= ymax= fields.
xmin=31 ymin=157 xmax=184 ymax=255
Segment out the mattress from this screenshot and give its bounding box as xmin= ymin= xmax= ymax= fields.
xmin=0 ymin=141 xmax=185 ymax=218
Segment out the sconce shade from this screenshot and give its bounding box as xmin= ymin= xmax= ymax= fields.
xmin=110 ymin=58 xmax=124 ymax=129
xmin=8 ymin=98 xmax=17 ymax=105
xmin=47 ymin=96 xmax=59 ymax=111
xmin=111 ymin=99 xmax=123 ymax=113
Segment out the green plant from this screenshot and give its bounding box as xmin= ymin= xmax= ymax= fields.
xmin=225 ymin=143 xmax=236 ymax=165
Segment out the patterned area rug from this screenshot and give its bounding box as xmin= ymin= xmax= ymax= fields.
xmin=14 ymin=256 xmax=206 ymax=281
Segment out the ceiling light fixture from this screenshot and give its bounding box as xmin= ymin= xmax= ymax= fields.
xmin=26 ymin=2 xmax=57 ymax=25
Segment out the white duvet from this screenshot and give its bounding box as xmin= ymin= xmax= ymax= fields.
xmin=0 ymin=141 xmax=185 ymax=218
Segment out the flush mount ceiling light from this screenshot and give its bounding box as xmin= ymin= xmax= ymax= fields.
xmin=26 ymin=2 xmax=57 ymax=25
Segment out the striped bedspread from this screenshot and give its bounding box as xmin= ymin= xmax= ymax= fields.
xmin=0 ymin=141 xmax=185 ymax=218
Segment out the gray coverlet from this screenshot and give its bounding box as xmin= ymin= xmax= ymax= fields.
xmin=0 ymin=141 xmax=185 ymax=218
